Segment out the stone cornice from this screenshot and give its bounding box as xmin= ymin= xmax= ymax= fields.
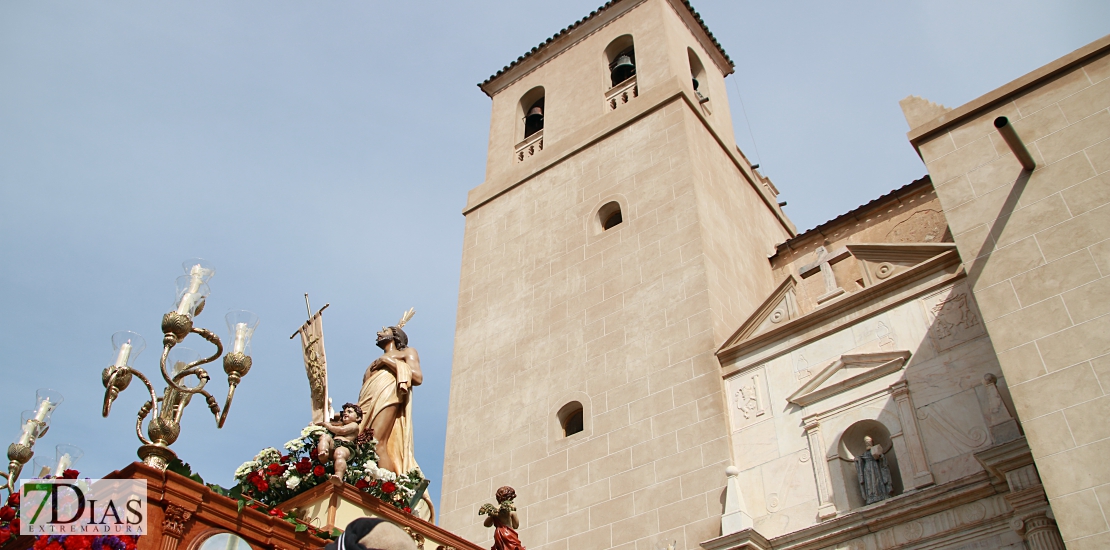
xmin=718 ymin=249 xmax=962 ymax=371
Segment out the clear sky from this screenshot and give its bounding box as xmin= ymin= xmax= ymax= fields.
xmin=1 ymin=0 xmax=1107 ymax=520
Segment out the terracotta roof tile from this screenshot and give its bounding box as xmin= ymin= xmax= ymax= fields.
xmin=478 ymin=0 xmax=734 ymax=91
xmin=774 ymin=175 xmax=935 ymax=254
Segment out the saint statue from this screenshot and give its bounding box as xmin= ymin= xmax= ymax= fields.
xmin=357 ymin=308 xmax=422 ymax=476
xmin=480 ymin=486 xmax=525 ymax=550
xmin=316 ymin=402 xmax=364 ymax=480
xmin=855 ymin=435 xmax=893 ymax=505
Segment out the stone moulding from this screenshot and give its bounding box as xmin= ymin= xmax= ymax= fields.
xmin=718 ymin=248 xmax=961 ymax=370
xmin=844 ymin=243 xmax=957 ymax=288
xmin=719 ymin=275 xmax=800 ymax=350
xmin=786 ymin=351 xmax=912 ymax=407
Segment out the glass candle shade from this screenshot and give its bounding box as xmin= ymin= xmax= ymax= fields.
xmin=225 ymin=310 xmax=260 ymax=356
xmin=174 ymin=278 xmax=211 ymax=318
xmin=16 ymin=410 xmax=39 ymax=446
xmin=52 ymin=444 xmax=83 ymax=476
xmin=33 ymin=389 xmax=63 ymax=425
xmin=164 ymin=347 xmax=201 ymax=422
xmin=110 ymin=331 xmax=146 ymax=368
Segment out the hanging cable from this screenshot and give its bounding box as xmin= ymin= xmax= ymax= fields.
xmin=730 ymin=75 xmax=763 ymax=168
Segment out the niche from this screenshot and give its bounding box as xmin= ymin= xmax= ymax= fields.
xmin=837 ymin=419 xmax=903 ymax=509
xmin=605 ymin=35 xmax=636 ymax=88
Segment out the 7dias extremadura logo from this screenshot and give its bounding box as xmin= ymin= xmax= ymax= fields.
xmin=19 ymin=479 xmax=147 ymax=535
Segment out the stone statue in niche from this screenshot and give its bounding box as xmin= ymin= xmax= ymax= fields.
xmin=480 ymin=486 xmax=525 ymax=550
xmin=856 ymin=436 xmax=893 ymax=505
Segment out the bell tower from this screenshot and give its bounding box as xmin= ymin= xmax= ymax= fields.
xmin=442 ymin=1 xmax=794 ymax=548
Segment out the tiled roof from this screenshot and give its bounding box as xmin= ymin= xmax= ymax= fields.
xmin=478 ymin=0 xmax=735 ymax=90
xmin=774 ymin=175 xmax=935 ymax=254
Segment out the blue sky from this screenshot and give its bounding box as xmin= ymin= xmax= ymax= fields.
xmin=1 ymin=0 xmax=1107 ymax=519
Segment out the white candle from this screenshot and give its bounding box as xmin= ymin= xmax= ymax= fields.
xmin=55 ymin=453 xmax=71 ymax=476
xmin=187 ymin=265 xmax=204 ymax=293
xmin=176 ymin=292 xmax=196 ymax=315
xmin=114 ymin=341 xmax=132 ymax=367
xmin=233 ymin=322 xmax=248 ymax=354
xmin=33 ymin=398 xmax=52 ymax=423
xmin=16 ymin=420 xmax=35 ymax=446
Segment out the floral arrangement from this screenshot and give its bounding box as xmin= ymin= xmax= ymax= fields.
xmin=232 ymin=425 xmax=426 ymax=516
xmin=1 ymin=470 xmax=137 ymax=550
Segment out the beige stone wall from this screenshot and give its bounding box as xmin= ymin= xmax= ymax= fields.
xmin=443 ymin=2 xmax=792 ymax=549
xmin=908 ymin=42 xmax=1110 ymax=548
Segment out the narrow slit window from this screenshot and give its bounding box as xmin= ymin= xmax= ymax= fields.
xmin=558 ymin=401 xmax=584 ymax=438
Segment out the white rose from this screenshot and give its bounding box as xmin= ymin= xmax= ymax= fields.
xmin=234 ymin=460 xmax=260 ymax=479
xmin=286 ymin=476 xmax=301 ymax=490
xmin=284 ymin=439 xmax=305 ymax=452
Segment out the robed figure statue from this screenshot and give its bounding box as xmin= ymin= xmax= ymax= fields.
xmin=358 ymin=309 xmax=421 ymax=476
xmin=855 ymin=435 xmax=893 ymax=505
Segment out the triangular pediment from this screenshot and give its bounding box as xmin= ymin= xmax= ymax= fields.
xmin=846 ymin=243 xmax=956 ymax=288
xmin=719 ymin=276 xmax=799 ymax=351
xmin=787 ymin=351 xmax=911 ymax=407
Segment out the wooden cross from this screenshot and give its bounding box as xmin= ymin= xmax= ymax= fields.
xmin=800 ymin=245 xmax=850 ymax=304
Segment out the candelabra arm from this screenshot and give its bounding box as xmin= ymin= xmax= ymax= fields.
xmin=200 ymin=382 xmax=238 ymax=429
xmin=161 ymin=327 xmax=223 ymax=395
xmin=135 ymin=400 xmax=155 ymax=446
xmin=102 ymin=366 xmax=159 ymax=422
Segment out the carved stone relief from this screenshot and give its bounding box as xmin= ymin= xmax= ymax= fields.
xmin=921 ymin=283 xmax=985 ymax=352
xmin=727 ymin=367 xmax=771 ymax=430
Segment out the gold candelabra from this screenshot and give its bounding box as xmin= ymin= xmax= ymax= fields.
xmin=2 ymin=389 xmax=62 ymax=494
xmin=101 ymin=259 xmax=259 ymax=470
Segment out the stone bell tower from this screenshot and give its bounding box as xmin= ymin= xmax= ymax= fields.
xmin=441 ymin=1 xmax=794 ymax=548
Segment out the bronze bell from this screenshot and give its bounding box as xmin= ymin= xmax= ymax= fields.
xmin=527 ymin=105 xmax=543 ymax=121
xmin=692 ymin=77 xmax=700 ymax=90
xmin=611 ymin=54 xmax=635 ymax=85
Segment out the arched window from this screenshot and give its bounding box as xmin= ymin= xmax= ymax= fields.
xmin=195 ymin=533 xmax=253 ymax=550
xmin=688 ymin=48 xmax=709 ymax=103
xmin=519 ymin=86 xmax=545 ymax=141
xmin=558 ymin=401 xmax=584 ymax=437
xmin=605 ymin=35 xmax=636 ymax=88
xmin=598 ymin=201 xmax=623 ymax=231
xmin=837 ymin=420 xmax=903 ymax=509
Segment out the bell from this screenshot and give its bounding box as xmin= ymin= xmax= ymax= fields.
xmin=692 ymin=77 xmax=700 ymax=90
xmin=526 ymin=105 xmax=544 ymax=125
xmin=610 ymin=54 xmax=635 ymax=85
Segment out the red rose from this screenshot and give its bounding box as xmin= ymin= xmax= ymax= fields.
xmin=369 ymin=480 xmax=378 ymax=488
xmin=0 ymin=506 xmax=14 ymax=521
xmin=0 ymin=527 xmax=10 ymax=545
xmin=295 ymin=460 xmax=312 ymax=475
xmin=381 ymin=482 xmax=396 ymax=494
xmin=355 ymin=479 xmax=369 ymax=490
xmin=123 ymin=536 xmax=139 ymax=550
xmin=266 ymin=464 xmax=286 ymax=476
xmin=34 ymin=535 xmax=49 ymax=550
xmin=61 ymin=470 xmax=79 ymax=479
xmin=10 ymin=518 xmax=18 ymax=532
xmin=6 ymin=493 xmax=18 ymax=507
xmin=47 ymin=542 xmax=64 ymax=550
xmin=313 ymin=465 xmax=326 ymax=477
xmin=257 ymin=479 xmax=269 ymax=492
xmin=63 ymin=536 xmax=93 ymax=550
xmin=403 ymin=507 xmax=412 ymax=514
xmin=269 ymin=508 xmax=284 ymax=517
xmin=281 ymin=455 xmax=290 ymax=463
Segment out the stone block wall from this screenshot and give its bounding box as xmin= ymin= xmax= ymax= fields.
xmin=907 ymin=39 xmax=1110 ymax=549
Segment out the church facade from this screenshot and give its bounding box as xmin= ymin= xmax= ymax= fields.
xmin=440 ymin=1 xmax=1110 ymax=549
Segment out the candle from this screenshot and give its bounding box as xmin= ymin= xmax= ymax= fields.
xmin=33 ymin=397 xmax=53 ymax=423
xmin=114 ymin=341 xmax=132 ymax=367
xmin=55 ymin=453 xmax=71 ymax=476
xmin=16 ymin=420 xmax=35 ymax=446
xmin=187 ymin=264 xmax=204 ymax=293
xmin=176 ymin=292 xmax=196 ymax=315
xmin=232 ymin=322 xmax=248 ymax=354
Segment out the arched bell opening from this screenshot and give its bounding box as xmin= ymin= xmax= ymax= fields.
xmin=518 ymin=86 xmax=546 ymax=141
xmin=688 ymin=48 xmax=708 ymax=103
xmin=598 ymin=201 xmax=623 ymax=231
xmin=605 ymin=35 xmax=636 ymax=88
xmin=557 ymin=401 xmax=584 ymax=438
